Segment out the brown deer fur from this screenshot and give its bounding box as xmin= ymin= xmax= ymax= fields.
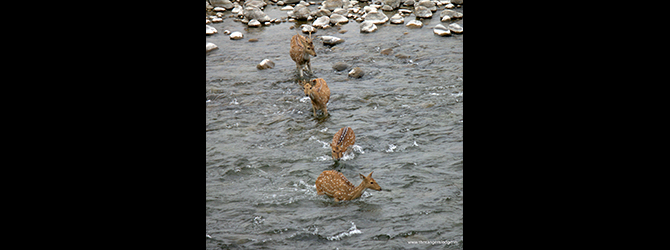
xmin=290 ymin=33 xmax=317 ymax=77
xmin=315 ymin=170 xmax=382 ymax=202
xmin=302 ymin=78 xmax=330 ymax=117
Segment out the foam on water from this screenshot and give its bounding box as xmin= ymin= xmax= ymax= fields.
xmin=327 ymin=222 xmax=361 ymax=241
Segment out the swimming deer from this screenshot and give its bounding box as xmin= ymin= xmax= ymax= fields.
xmin=331 ymin=127 xmax=355 ymax=160
xmin=302 ymin=78 xmax=330 ymax=117
xmin=315 ymin=170 xmax=382 ymax=202
xmin=290 ymin=32 xmax=317 ymax=78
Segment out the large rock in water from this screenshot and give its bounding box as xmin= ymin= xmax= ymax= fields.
xmin=257 ymin=59 xmax=275 ymax=69
xmin=330 ymin=14 xmax=349 ymax=24
xmin=243 ymin=7 xmax=271 ymax=22
xmin=320 ymin=36 xmax=344 ymax=45
xmin=293 ymin=3 xmax=311 ymax=20
xmin=206 ymin=42 xmax=218 ymax=52
xmin=363 ymin=10 xmax=388 ymax=24
xmin=348 ymin=67 xmax=364 ymax=78
xmin=312 ymin=16 xmax=330 ymax=28
xmin=390 ymin=13 xmax=404 ymax=24
xmin=440 ymin=9 xmax=463 ymax=20
xmin=210 ymin=0 xmax=234 ymax=9
xmin=416 ymin=0 xmax=436 ymax=12
xmin=448 ymin=23 xmax=463 ymax=34
xmin=414 ymin=6 xmax=432 ymax=18
xmin=244 ymin=0 xmax=266 ymax=8
xmin=323 ymin=0 xmax=344 ymax=11
xmin=206 ymin=25 xmax=218 ymax=35
xmin=360 ymin=21 xmax=378 ymax=33
xmin=382 ymin=0 xmax=401 ymax=9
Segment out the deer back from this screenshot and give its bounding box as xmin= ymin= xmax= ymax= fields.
xmin=331 ymin=127 xmax=355 ymax=160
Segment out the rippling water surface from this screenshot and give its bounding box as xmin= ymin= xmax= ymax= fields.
xmin=207 ymin=2 xmax=463 ymax=249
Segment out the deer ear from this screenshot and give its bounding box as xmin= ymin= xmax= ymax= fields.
xmin=368 ymin=171 xmax=374 ymax=177
xmin=359 ymin=173 xmax=366 ymax=180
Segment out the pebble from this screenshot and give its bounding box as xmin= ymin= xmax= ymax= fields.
xmin=257 ymin=59 xmax=275 ymax=70
xmin=406 ymin=20 xmax=423 ymax=28
xmin=281 ymin=6 xmax=294 ymax=11
xmin=213 ymin=7 xmax=226 ymax=12
xmin=223 ymin=30 xmax=231 ymax=35
xmin=360 ymin=21 xmax=377 ymax=33
xmin=249 ymin=38 xmax=259 ymax=42
xmin=320 ymin=36 xmax=344 ymax=45
xmin=348 ymin=67 xmax=364 ymax=78
xmin=211 ymin=17 xmax=223 ymax=23
xmin=229 ymin=31 xmax=244 ymax=40
xmin=380 ymin=48 xmax=393 ymax=55
xmin=448 ymin=23 xmax=463 ymax=34
xmin=206 ymin=42 xmax=218 ymax=52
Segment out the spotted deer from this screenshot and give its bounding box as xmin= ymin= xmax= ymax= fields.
xmin=315 ymin=170 xmax=382 ymax=202
xmin=302 ymin=78 xmax=330 ymax=117
xmin=331 ymin=127 xmax=355 ymax=160
xmin=290 ymin=32 xmax=317 ymax=78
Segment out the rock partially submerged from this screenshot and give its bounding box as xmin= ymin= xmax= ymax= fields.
xmin=206 ymin=25 xmax=218 ymax=35
xmin=333 ymin=62 xmax=349 ymax=71
xmin=301 ymin=24 xmax=316 ymax=33
xmin=360 ymin=21 xmax=377 ymax=33
xmin=257 ymin=59 xmax=275 ymax=69
xmin=313 ymin=16 xmax=330 ymax=28
xmin=230 ymin=31 xmax=244 ymax=39
xmin=448 ymin=23 xmax=463 ymax=34
xmin=243 ymin=6 xmax=271 ymax=22
xmin=406 ymin=20 xmax=423 ymax=28
xmin=390 ymin=13 xmax=404 ymax=24
xmin=363 ymin=10 xmax=388 ymax=24
xmin=414 ymin=6 xmax=432 ymax=18
xmin=348 ymin=67 xmax=364 ymax=78
xmin=433 ymin=24 xmax=451 ymax=36
xmin=330 ymin=14 xmax=349 ymax=25
xmin=320 ymin=36 xmax=344 ymax=45
xmin=206 ymin=42 xmax=218 ymax=52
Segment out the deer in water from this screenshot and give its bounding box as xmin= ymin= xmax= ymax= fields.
xmin=290 ymin=32 xmax=317 ymax=78
xmin=331 ymin=127 xmax=355 ymax=160
xmin=302 ymin=78 xmax=330 ymax=117
xmin=315 ymin=170 xmax=382 ymax=202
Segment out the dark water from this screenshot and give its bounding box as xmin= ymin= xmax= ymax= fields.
xmin=206 ymin=2 xmax=462 ymax=249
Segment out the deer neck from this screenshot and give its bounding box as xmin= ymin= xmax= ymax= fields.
xmin=347 ymin=182 xmax=368 ymax=200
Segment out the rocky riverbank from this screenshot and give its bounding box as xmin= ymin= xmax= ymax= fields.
xmin=206 ymin=0 xmax=462 ymax=54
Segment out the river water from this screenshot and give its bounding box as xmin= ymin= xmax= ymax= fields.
xmin=206 ymin=2 xmax=462 ymax=249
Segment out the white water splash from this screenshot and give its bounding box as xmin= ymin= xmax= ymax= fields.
xmin=299 ymin=96 xmax=310 ymax=103
xmin=229 ymin=98 xmax=239 ymax=105
xmin=385 ymin=144 xmax=397 ymax=152
xmin=327 ymin=222 xmax=361 ymax=241
xmin=352 ymin=145 xmax=364 ymax=154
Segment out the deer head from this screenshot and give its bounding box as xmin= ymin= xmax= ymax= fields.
xmin=301 ymin=80 xmax=312 ymax=97
xmin=359 ymin=171 xmax=382 ymax=191
xmin=303 ymin=31 xmax=317 ymax=57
